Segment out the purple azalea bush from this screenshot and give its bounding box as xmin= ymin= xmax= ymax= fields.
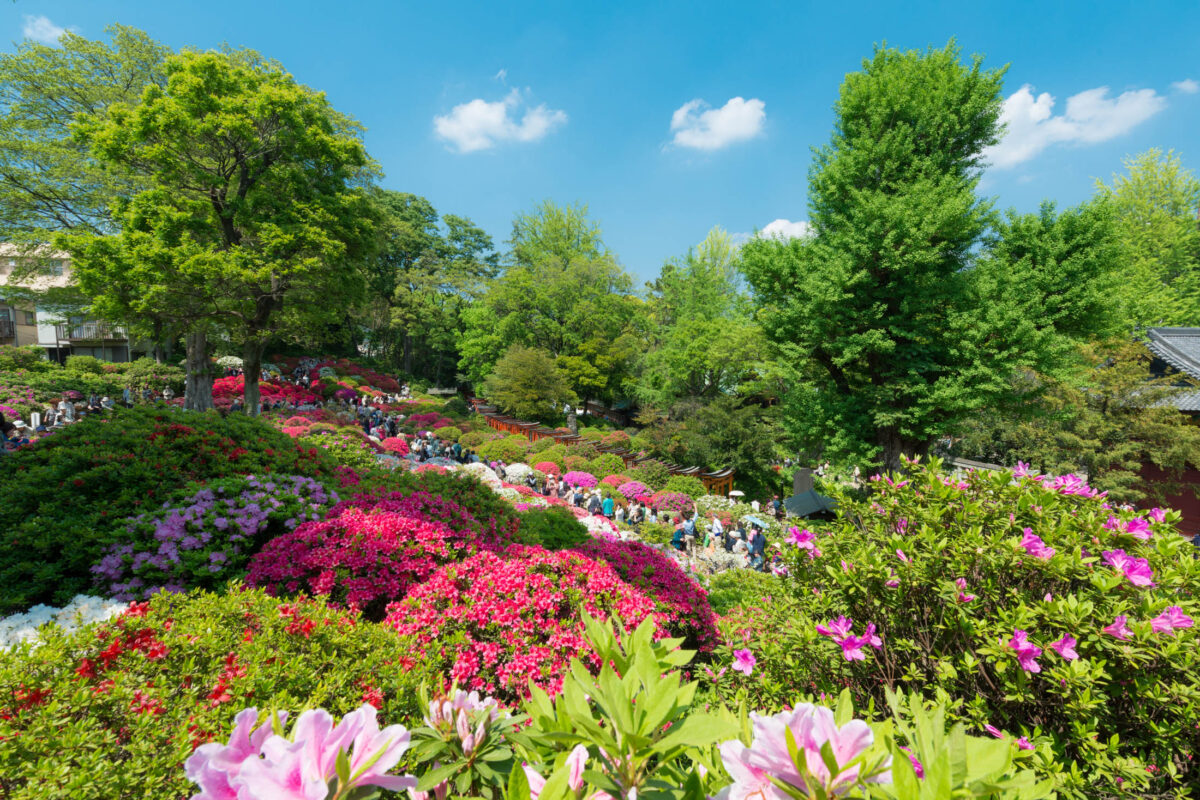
xmin=92 ymin=475 xmax=336 ymax=600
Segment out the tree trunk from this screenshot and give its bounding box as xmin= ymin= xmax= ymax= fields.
xmin=184 ymin=331 xmax=215 ymax=411
xmin=403 ymin=332 xmax=413 ymax=377
xmin=153 ymin=320 xmax=164 ymax=364
xmin=877 ymin=427 xmax=931 ymax=476
xmin=243 ymin=340 xmax=267 ymax=417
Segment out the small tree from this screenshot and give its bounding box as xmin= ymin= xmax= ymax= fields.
xmin=482 ymin=344 xmax=577 ymax=421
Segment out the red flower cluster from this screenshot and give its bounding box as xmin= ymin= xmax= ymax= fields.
xmin=212 ymin=376 xmax=320 ymax=405
xmin=380 ymin=437 xmax=409 ymax=456
xmin=383 ymin=545 xmax=663 ymax=699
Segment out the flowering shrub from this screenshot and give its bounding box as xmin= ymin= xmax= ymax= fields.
xmin=92 ymin=475 xmax=336 ymax=600
xmin=574 ymin=538 xmax=719 ymax=652
xmin=383 ymin=546 xmax=664 ymax=699
xmin=600 ymin=474 xmax=627 ymax=488
xmin=533 ymin=460 xmax=560 ymax=477
xmin=649 ymin=491 xmax=693 ymax=515
xmin=0 ymin=587 xmax=432 ymax=800
xmin=211 ymin=375 xmax=320 ymax=406
xmin=616 ymin=480 xmax=650 ymax=501
xmin=248 ymin=507 xmax=498 ymax=620
xmin=724 ymin=459 xmax=1200 ymax=795
xmin=380 ymin=436 xmax=410 ymax=456
xmin=562 ymin=470 xmax=597 ymax=488
xmin=0 ymin=595 xmax=128 ymax=650
xmin=628 ymin=460 xmax=672 ymax=490
xmin=587 ymin=453 xmax=625 ymax=478
xmin=298 ymin=428 xmax=379 ymax=472
xmin=600 ymin=430 xmax=631 ymax=448
xmin=0 ymin=409 xmax=337 ymax=614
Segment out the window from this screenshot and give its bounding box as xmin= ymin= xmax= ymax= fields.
xmin=22 ymin=310 xmax=36 ymax=325
xmin=47 ymin=260 xmax=64 ymax=276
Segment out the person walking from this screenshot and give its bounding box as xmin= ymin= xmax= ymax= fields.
xmin=602 ymin=494 xmax=614 ymax=519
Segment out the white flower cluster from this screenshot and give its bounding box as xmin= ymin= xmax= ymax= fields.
xmin=1 ymin=594 xmax=129 ymax=650
xmin=695 ymin=494 xmax=738 ymax=513
xmin=459 ymin=462 xmax=503 ymax=490
xmin=503 ymin=463 xmax=533 ymax=483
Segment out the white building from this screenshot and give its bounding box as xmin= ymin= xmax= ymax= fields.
xmin=0 ymin=245 xmax=139 ymax=363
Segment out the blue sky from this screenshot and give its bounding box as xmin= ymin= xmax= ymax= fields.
xmin=6 ymin=1 xmax=1200 ymax=280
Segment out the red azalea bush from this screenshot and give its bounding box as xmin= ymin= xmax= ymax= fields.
xmin=600 ymin=474 xmax=627 ymax=488
xmin=246 ymin=508 xmax=471 ymax=620
xmin=0 ymin=587 xmax=430 ymax=800
xmin=573 ymin=538 xmax=719 ymax=652
xmin=282 ymin=416 xmax=313 ymax=428
xmin=534 ymin=461 xmax=560 ymax=477
xmin=383 ymin=546 xmax=663 ymax=699
xmin=380 ymin=437 xmax=409 ymax=456
xmin=211 ymin=376 xmax=320 ymax=406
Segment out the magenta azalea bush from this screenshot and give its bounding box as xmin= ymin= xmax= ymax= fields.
xmin=719 ymin=458 xmax=1200 ymax=795
xmin=561 ymin=470 xmax=597 ymax=489
xmin=616 ymin=480 xmax=650 ymax=501
xmin=649 ymin=490 xmax=693 ymax=515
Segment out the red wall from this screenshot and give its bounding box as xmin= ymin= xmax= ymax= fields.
xmin=1140 ymin=464 xmax=1200 ymax=536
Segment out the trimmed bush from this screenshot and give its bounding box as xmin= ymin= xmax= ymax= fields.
xmin=433 ymin=426 xmax=462 ymax=442
xmin=515 ymin=506 xmax=590 ymax=550
xmin=629 ymin=460 xmax=672 ymax=490
xmin=587 ymin=453 xmax=625 ymax=479
xmin=663 ymin=475 xmax=708 ymax=499
xmin=0 ymin=409 xmax=336 ymax=614
xmin=0 ymin=587 xmax=430 ymax=800
xmin=297 ymin=429 xmax=378 ymax=472
xmin=477 ymin=436 xmax=530 ymax=464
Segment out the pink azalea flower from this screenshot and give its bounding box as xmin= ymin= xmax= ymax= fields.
xmin=1102 ymin=516 xmax=1122 ymax=532
xmin=984 ymin=724 xmax=1004 ymax=739
xmin=816 ymin=616 xmax=854 ymax=639
xmin=1049 ymin=635 xmax=1078 ymax=661
xmin=1016 ymin=737 xmax=1033 ymax=751
xmin=862 ymin=623 xmax=883 ymax=649
xmin=732 ymin=649 xmax=757 ymax=676
xmin=895 ymin=518 xmax=908 ymax=535
xmin=1007 ymin=629 xmax=1042 ymax=673
xmin=1148 ymin=508 xmax=1166 ymax=523
xmin=1124 ymin=518 xmax=1152 ymax=540
xmin=1013 ymin=461 xmax=1031 ymax=479
xmin=896 ymin=549 xmax=910 ymax=563
xmin=566 ymin=744 xmax=588 ymax=791
xmin=954 ymin=578 xmax=976 ymax=603
xmin=1044 ymin=593 xmax=1052 ymax=602
xmin=839 ymin=635 xmax=868 ymax=661
xmin=841 ymin=559 xmax=853 ymax=572
xmin=719 ymin=705 xmax=890 ymax=796
xmin=1103 ymin=615 xmax=1132 ymax=640
xmin=1150 ymin=606 xmax=1194 ymax=635
xmin=1019 ymin=528 xmax=1056 ymax=560
xmin=900 ymin=746 xmax=924 ymax=779
xmin=1101 ymin=549 xmax=1156 ymax=587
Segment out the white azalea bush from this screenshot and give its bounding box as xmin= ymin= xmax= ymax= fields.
xmin=0 ymin=595 xmax=128 ymax=650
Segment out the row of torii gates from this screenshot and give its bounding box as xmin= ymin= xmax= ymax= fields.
xmin=468 ymin=399 xmax=736 ymax=496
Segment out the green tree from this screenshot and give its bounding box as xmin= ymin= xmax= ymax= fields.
xmin=482 ymin=344 xmax=578 ymax=420
xmin=360 ymin=190 xmax=498 ymax=383
xmin=65 ymin=50 xmax=378 ymax=412
xmin=460 ymin=201 xmax=639 ymax=406
xmin=742 ymin=43 xmax=1119 ymax=472
xmin=1097 ymin=148 xmax=1200 ymax=327
xmin=636 ymin=227 xmax=767 ymax=406
xmin=950 ymin=339 xmax=1200 ymax=504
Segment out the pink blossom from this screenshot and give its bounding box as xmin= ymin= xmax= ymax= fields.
xmin=815 ymin=616 xmax=854 ymax=639
xmin=1124 ymin=518 xmax=1152 ymax=540
xmin=1148 ymin=508 xmax=1166 ymax=523
xmin=839 ymin=635 xmax=869 ymax=661
xmin=1101 ymin=549 xmax=1156 ymax=588
xmin=862 ymin=623 xmax=883 ymax=650
xmin=896 ymin=549 xmax=910 ymax=563
xmin=840 ymin=560 xmax=853 ymax=572
xmin=566 ymin=744 xmax=589 ymax=791
xmin=1013 ymin=462 xmax=1031 ymax=479
xmin=984 ymin=724 xmax=1003 ymax=739
xmin=732 ymin=649 xmax=757 ymax=676
xmin=1018 ymin=528 xmax=1055 ymax=560
xmin=1049 ymin=635 xmax=1078 ymax=661
xmin=1150 ymin=606 xmax=1194 ymax=635
xmin=954 ymin=578 xmax=976 ymax=603
xmin=718 ymin=704 xmax=890 ymax=796
xmin=1016 ymin=737 xmax=1033 ymax=751
xmin=1103 ymin=615 xmax=1132 ymax=641
xmin=1007 ymin=629 xmax=1042 ymax=673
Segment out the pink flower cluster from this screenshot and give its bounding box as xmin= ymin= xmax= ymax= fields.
xmin=1018 ymin=528 xmax=1056 ymax=560
xmin=574 ymin=538 xmax=719 ymax=651
xmin=719 ymin=704 xmax=891 ymax=797
xmin=380 ymin=437 xmax=410 ymax=456
xmin=534 ymin=461 xmax=561 ymax=477
xmin=382 ymin=546 xmax=662 ymax=698
xmin=186 ymin=704 xmax=414 ymax=800
xmin=648 ymin=491 xmax=693 ymax=515
xmin=786 ymin=527 xmax=821 ymax=559
xmin=816 ymin=616 xmax=883 ymax=661
xmin=616 ymin=481 xmax=650 ymax=501
xmin=562 ymin=471 xmax=598 ymax=488
xmin=1101 ymin=549 xmax=1155 ymax=588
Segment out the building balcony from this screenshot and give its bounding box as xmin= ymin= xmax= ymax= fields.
xmin=56 ymin=322 xmax=127 ymax=341
xmin=0 ymin=319 xmax=13 ymax=339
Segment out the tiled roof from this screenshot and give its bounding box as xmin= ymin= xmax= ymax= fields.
xmin=1146 ymin=328 xmax=1200 ymax=379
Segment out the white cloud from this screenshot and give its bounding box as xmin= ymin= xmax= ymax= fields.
xmin=1173 ymin=78 xmax=1199 ymax=94
xmin=494 ymin=69 xmax=507 ymax=82
xmin=669 ymin=96 xmax=765 ymax=150
xmin=433 ymin=89 xmax=566 ymax=153
xmin=732 ymin=218 xmax=811 ymax=244
xmin=760 ymin=219 xmax=811 ymax=240
xmin=22 ymin=15 xmax=72 ymax=45
xmin=985 ymin=83 xmax=1167 ymax=169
